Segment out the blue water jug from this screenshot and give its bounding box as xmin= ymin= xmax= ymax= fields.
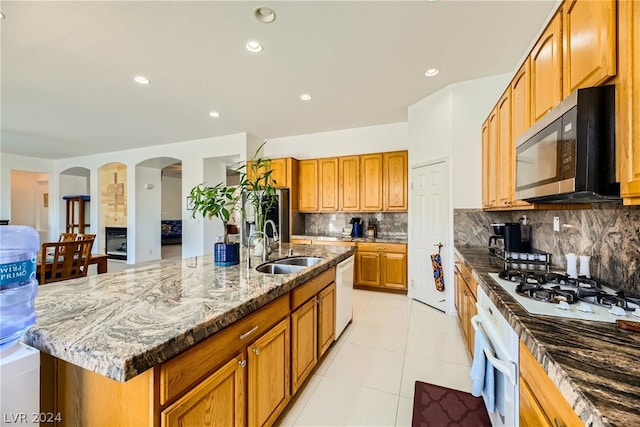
xmin=0 ymin=225 xmax=39 ymax=350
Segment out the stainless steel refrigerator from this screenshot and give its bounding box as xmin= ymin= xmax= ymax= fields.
xmin=241 ymin=188 xmax=290 ymax=246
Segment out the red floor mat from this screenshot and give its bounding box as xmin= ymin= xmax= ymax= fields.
xmin=412 ymin=381 xmax=491 ymax=427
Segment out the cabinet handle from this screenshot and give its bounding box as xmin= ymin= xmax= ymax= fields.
xmin=253 ymin=348 xmax=260 ymax=355
xmin=238 ymin=359 xmax=247 ymax=368
xmin=240 ymin=326 xmax=259 ymax=340
xmin=463 ymin=290 xmax=468 ymax=297
xmin=554 ymin=419 xmax=565 ymax=427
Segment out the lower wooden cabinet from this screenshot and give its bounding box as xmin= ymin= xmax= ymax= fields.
xmin=519 ymin=341 xmax=583 ymax=427
xmin=318 ymin=283 xmax=336 ymax=357
xmin=290 ymin=271 xmax=336 ymax=394
xmin=162 ymin=354 xmax=246 ymax=427
xmin=355 ymin=243 xmax=407 ymax=291
xmin=248 ymin=318 xmax=291 ymax=427
xmin=291 ymin=298 xmax=318 ymax=393
xmin=454 ymin=255 xmax=478 ymax=358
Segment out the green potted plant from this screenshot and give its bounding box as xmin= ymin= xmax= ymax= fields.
xmin=235 ymin=142 xmax=279 ymax=256
xmin=189 ymin=181 xmax=241 ymax=266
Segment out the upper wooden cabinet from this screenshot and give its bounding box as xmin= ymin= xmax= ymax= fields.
xmin=511 ymin=60 xmax=533 ymax=209
xmin=481 ymin=121 xmax=490 ymax=209
xmin=360 ymin=154 xmax=384 ymax=211
xmin=318 ymin=158 xmax=339 ymax=211
xmin=562 ymin=0 xmax=617 ymax=95
xmin=618 ymin=0 xmax=640 ymax=204
xmin=247 ymin=157 xmax=290 ymax=188
xmin=497 ymin=89 xmax=513 ymax=208
xmin=383 ymin=151 xmax=408 ymax=211
xmin=298 ymin=160 xmax=318 ymax=212
xmin=339 ymin=156 xmax=360 ymax=211
xmin=487 ymin=108 xmax=499 ymax=209
xmin=531 ymin=11 xmax=563 ymax=123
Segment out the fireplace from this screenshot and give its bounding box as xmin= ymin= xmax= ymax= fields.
xmin=105 ymin=227 xmax=127 ymax=260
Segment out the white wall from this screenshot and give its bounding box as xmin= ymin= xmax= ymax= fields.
xmin=9 ymin=170 xmax=50 ymax=243
xmin=265 ymin=122 xmax=408 ymax=159
xmin=161 ymin=176 xmax=182 ymax=219
xmin=407 ymin=73 xmax=511 ymax=315
xmin=135 ymin=166 xmax=163 ymax=263
xmin=1 ymin=153 xmax=54 ymax=221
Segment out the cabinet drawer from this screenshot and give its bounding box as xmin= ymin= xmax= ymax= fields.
xmin=159 ymin=295 xmax=290 ymax=405
xmin=291 ymin=268 xmax=336 ymax=310
xmin=356 ymin=242 xmax=407 ymax=253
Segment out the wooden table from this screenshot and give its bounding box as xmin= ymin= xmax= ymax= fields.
xmin=38 ymin=253 xmax=109 ymax=276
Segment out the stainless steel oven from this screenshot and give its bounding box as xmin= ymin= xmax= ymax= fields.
xmin=472 ymin=286 xmax=519 ymax=427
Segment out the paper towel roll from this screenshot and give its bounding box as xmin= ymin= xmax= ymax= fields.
xmin=566 ymin=253 xmax=578 ymax=278
xmin=579 ymin=255 xmax=591 ymax=278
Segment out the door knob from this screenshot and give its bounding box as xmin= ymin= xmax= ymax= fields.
xmin=253 ymin=348 xmax=260 ymax=355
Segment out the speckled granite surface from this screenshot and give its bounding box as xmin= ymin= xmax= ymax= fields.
xmin=24 ymin=244 xmax=355 ymax=383
xmin=292 ymin=234 xmax=408 ymax=244
xmin=455 ymin=247 xmax=640 ymax=427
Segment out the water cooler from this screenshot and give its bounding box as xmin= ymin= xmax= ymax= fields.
xmin=0 ymin=226 xmax=41 ymax=426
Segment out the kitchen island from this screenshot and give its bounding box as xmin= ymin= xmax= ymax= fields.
xmin=455 ymin=247 xmax=640 ymax=427
xmin=25 ymin=243 xmax=355 ymax=427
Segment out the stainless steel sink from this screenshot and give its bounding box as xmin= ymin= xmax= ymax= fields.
xmin=255 ymin=263 xmax=306 ymax=275
xmin=273 ymin=256 xmax=323 ymax=267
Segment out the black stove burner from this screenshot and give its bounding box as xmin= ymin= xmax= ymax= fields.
xmin=515 ymin=282 xmax=578 ymax=303
xmin=497 ymin=269 xmax=638 ymax=308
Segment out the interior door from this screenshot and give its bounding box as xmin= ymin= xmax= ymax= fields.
xmin=409 ymin=161 xmax=449 ymax=312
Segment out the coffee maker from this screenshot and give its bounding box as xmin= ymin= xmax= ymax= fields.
xmin=503 ymin=222 xmax=531 ymax=252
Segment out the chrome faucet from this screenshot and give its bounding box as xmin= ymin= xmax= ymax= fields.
xmin=263 ymin=219 xmax=279 ymax=261
xmin=247 ymin=231 xmax=265 ymax=269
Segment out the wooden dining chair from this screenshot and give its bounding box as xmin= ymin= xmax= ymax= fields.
xmin=75 ymin=234 xmax=96 ymax=257
xmin=58 ymin=232 xmax=77 ymax=242
xmin=39 ymin=239 xmax=94 ymax=284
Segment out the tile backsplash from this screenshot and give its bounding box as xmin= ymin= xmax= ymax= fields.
xmin=302 ymin=212 xmax=408 ymax=238
xmin=454 ymin=204 xmax=640 ymax=294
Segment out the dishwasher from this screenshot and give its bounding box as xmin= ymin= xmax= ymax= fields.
xmin=335 ymin=255 xmax=354 ymax=339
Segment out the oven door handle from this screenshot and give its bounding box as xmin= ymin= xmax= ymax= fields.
xmin=471 ymin=315 xmax=517 ymax=386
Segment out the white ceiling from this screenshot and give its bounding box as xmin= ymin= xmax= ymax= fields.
xmin=1 ymin=1 xmax=557 ymax=160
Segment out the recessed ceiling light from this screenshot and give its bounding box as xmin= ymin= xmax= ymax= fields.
xmin=134 ymin=76 xmax=150 ymax=85
xmin=209 ymin=111 xmax=220 ymax=118
xmin=424 ymin=68 xmax=440 ymax=77
xmin=245 ymin=41 xmax=263 ymax=53
xmin=300 ymin=93 xmax=312 ymax=101
xmin=254 ymin=7 xmax=276 ymax=23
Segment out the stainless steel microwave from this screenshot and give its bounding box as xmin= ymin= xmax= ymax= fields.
xmin=514 ymin=85 xmax=619 ymax=203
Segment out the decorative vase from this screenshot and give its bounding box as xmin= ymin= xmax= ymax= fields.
xmin=214 ymin=242 xmax=240 ymax=266
xmin=252 ymin=238 xmax=272 ymax=258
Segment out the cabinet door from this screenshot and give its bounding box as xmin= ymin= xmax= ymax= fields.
xmin=464 ymin=289 xmax=477 ymax=358
xmin=247 ymin=158 xmax=288 ymax=189
xmin=318 ymin=282 xmax=336 ymax=357
xmin=291 ymin=298 xmax=317 ymax=394
xmin=563 ymin=0 xmax=616 ymax=94
xmin=298 ymin=160 xmax=318 ymax=212
xmin=383 ymin=151 xmax=408 ymax=211
xmin=497 ymin=89 xmax=513 ymax=208
xmin=519 ymin=378 xmax=553 ymax=427
xmin=383 ymin=252 xmax=407 ymax=290
xmin=511 ymin=60 xmax=533 ymax=209
xmin=356 ymin=251 xmax=382 ymax=286
xmin=487 ymin=108 xmax=499 ymax=208
xmin=248 ymin=318 xmax=290 ymax=427
xmin=361 ymin=154 xmax=384 ymax=211
xmin=531 ymin=11 xmax=563 ymax=123
xmin=161 ymin=354 xmax=246 ymax=427
xmin=481 ymin=120 xmax=490 ymax=209
xmin=339 ymin=155 xmax=360 ymax=211
xmin=454 ymin=266 xmax=464 ymax=323
xmin=618 ymin=0 xmax=640 ymax=203
xmin=318 ymin=158 xmax=339 ymax=211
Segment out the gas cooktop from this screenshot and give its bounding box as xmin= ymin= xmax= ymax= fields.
xmin=489 ymin=272 xmax=640 ymax=323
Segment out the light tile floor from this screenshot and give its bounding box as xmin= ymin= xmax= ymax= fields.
xmin=277 ymin=289 xmax=473 ymax=427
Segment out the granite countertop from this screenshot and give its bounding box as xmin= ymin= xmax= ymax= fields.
xmin=24 ymin=244 xmax=355 ymax=383
xmin=455 ymin=247 xmax=640 ymax=427
xmin=292 ymin=234 xmax=408 ymax=244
